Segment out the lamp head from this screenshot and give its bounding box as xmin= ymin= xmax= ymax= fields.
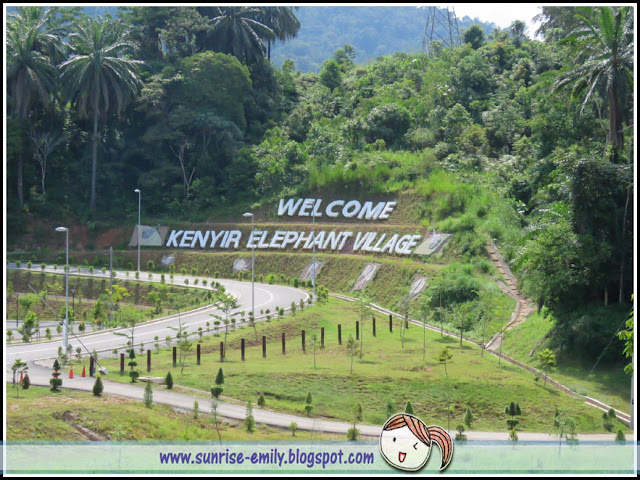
xmin=134 ymin=189 xmax=140 ymax=193
xmin=55 ymin=227 xmax=67 ymax=232
xmin=243 ymin=213 xmax=253 ymax=218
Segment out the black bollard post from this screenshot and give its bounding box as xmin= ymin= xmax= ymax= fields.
xmin=147 ymin=349 xmax=151 ymax=373
xmin=197 ymin=343 xmax=201 ymax=365
xmin=373 ymin=316 xmax=376 ymax=337
xmin=356 ymin=321 xmax=360 ymax=340
xmin=241 ymin=338 xmax=245 ymax=361
xmin=172 ymin=346 xmax=177 ymax=367
xmin=282 ymin=332 xmax=286 ymax=355
xmin=302 ymin=330 xmax=306 ymax=352
xmin=89 ymin=355 xmax=95 ymax=377
xmin=120 ymin=353 xmax=125 ymax=375
xmin=338 ymin=324 xmax=342 ymax=345
xmin=220 ymin=342 xmax=225 ymax=362
xmin=321 ymin=327 xmax=325 ymax=349
xmin=263 ymin=336 xmax=267 ymax=358
xmin=389 ymin=314 xmax=393 ymax=333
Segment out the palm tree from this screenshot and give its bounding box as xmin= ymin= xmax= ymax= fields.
xmin=552 ymin=6 xmax=633 ymax=161
xmin=7 ymin=6 xmax=64 ymax=209
xmin=203 ymin=7 xmax=274 ymax=64
xmin=59 ymin=16 xmax=143 ymax=212
xmin=257 ymin=7 xmax=301 ymax=61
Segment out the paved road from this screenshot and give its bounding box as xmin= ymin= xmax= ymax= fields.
xmin=6 ymin=265 xmax=308 ymax=366
xmin=18 ymin=363 xmax=625 ymax=442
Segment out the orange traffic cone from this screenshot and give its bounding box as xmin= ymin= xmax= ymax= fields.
xmin=81 ymin=366 xmax=86 ymax=377
xmin=69 ymin=365 xmax=74 ymax=379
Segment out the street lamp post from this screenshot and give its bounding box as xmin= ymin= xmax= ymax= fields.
xmin=135 ymin=189 xmax=141 ymax=274
xmin=55 ymin=226 xmax=69 ymax=352
xmin=312 ymin=210 xmax=316 ymax=299
xmin=243 ymin=213 xmax=254 ymax=321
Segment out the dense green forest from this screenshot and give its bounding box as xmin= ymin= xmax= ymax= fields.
xmin=6 ymin=6 xmax=634 ymax=363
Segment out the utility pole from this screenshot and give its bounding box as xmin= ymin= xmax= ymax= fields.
xmin=312 ymin=210 xmax=316 ymax=299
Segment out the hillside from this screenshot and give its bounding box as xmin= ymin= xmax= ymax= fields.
xmin=6 ymin=6 xmax=634 ymax=380
xmin=270 ymin=6 xmax=497 ymax=72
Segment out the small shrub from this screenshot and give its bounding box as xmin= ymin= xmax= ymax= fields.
xmin=93 ymin=376 xmax=104 ymax=396
xmin=165 ymin=371 xmax=174 ymax=389
xmin=405 ymin=401 xmax=415 ymax=415
xmin=258 ymin=394 xmax=265 ymax=407
xmin=615 ymin=429 xmax=626 ymax=443
xmin=245 ymin=401 xmax=256 ymax=432
xmin=455 ymin=424 xmax=467 ymax=442
xmin=289 ymin=422 xmax=297 ymax=437
xmin=143 ymin=380 xmax=153 ymax=408
xmin=347 ymin=427 xmax=360 ymax=441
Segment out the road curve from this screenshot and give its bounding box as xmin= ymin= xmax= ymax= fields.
xmin=17 ymin=363 xmax=626 ymax=442
xmin=6 ymin=264 xmax=308 ymax=366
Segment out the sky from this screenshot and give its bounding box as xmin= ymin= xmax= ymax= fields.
xmin=431 ymin=4 xmax=544 ymax=38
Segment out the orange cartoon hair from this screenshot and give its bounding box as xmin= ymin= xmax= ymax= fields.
xmin=383 ymin=414 xmax=453 ymax=470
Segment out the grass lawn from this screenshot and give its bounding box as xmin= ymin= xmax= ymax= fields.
xmin=5 ymin=384 xmax=358 ymax=442
xmin=97 ymin=297 xmax=629 ymax=434
xmin=502 ymin=311 xmax=632 ymax=414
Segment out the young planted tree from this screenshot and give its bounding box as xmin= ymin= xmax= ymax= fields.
xmin=537 ymin=348 xmax=556 ymax=386
xmin=311 ymin=332 xmax=318 ymax=369
xmin=602 ymin=408 xmax=617 ymax=432
xmin=258 ymin=393 xmax=265 ymax=407
xmin=165 ymin=371 xmax=174 ymax=390
xmin=143 ymin=380 xmax=153 ymax=408
xmin=405 ymin=401 xmax=415 ymax=415
xmin=304 ymin=392 xmax=314 ymax=416
xmin=455 ymin=424 xmax=467 ymax=442
xmin=50 ymin=358 xmax=62 ymax=391
xmin=357 ymin=294 xmax=370 ymax=358
xmin=289 ymin=422 xmax=298 ymax=437
xmin=211 ymin=367 xmax=224 ymax=398
xmin=438 ymin=347 xmax=453 ymax=376
xmin=245 ymin=400 xmax=256 ymax=432
xmin=21 ymin=373 xmax=31 ymax=390
xmin=553 ymin=408 xmax=578 ymax=453
xmin=505 ymin=402 xmax=522 ymax=430
xmin=347 ymin=335 xmax=357 ymax=375
xmin=128 ymin=349 xmax=139 ymax=383
xmin=12 ymin=359 xmax=28 ymax=397
xmin=93 ymin=376 xmax=104 ymax=396
xmin=348 ymin=403 xmax=362 ymax=440
xmin=211 ymin=397 xmax=222 ymax=444
xmin=386 ymin=399 xmax=395 ymax=418
xmin=464 ymin=407 xmax=474 ymax=429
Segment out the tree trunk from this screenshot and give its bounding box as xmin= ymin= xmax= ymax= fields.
xmin=619 ymin=182 xmax=630 ymax=302
xmin=17 ymin=150 xmax=24 ymax=210
xmin=607 ymin=83 xmax=623 ymax=161
xmin=90 ymin=105 xmax=99 ymax=212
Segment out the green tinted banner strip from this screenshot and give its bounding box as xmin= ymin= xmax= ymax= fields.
xmin=2 ymin=441 xmax=637 ymax=474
